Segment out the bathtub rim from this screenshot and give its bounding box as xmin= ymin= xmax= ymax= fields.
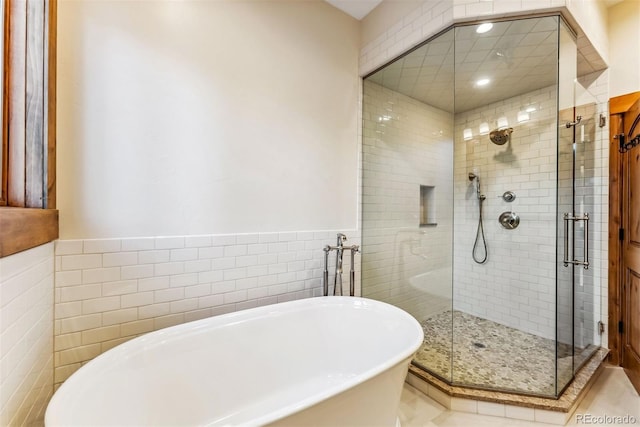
xmin=46 ymin=296 xmax=424 ymax=427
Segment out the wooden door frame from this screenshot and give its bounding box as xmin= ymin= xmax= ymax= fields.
xmin=608 ymin=91 xmax=640 ymax=365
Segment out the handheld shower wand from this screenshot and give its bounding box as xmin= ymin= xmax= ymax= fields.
xmin=468 ymin=173 xmax=484 ymax=200
xmin=468 ymin=173 xmax=488 ymax=264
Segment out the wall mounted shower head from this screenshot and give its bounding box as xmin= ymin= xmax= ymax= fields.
xmin=489 ymin=127 xmax=513 ymax=145
xmin=468 ymin=172 xmax=477 ymax=181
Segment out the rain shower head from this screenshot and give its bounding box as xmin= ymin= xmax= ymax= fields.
xmin=489 ymin=127 xmax=514 ymax=145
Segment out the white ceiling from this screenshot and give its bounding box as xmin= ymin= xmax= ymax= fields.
xmin=367 ymin=17 xmax=559 ymax=113
xmin=324 ymin=0 xmax=382 ymax=20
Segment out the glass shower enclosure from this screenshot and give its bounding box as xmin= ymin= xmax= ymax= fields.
xmin=361 ymin=15 xmax=603 ymax=397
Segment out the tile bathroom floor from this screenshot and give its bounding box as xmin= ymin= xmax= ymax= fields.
xmin=398 ymin=365 xmax=640 ymax=426
xmin=414 ymin=310 xmax=596 ymax=395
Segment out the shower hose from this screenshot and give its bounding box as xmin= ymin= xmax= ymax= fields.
xmin=472 ymin=197 xmax=488 ymax=264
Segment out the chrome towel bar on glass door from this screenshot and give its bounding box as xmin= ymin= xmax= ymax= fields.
xmin=563 ymin=212 xmax=589 ymax=269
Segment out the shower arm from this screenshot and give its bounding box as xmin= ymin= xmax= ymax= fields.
xmin=565 ymin=115 xmax=582 ymax=128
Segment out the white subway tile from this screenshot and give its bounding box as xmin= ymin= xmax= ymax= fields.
xmin=102 ymin=280 xmax=138 ymax=296
xmin=102 ymin=308 xmax=138 ymax=326
xmin=121 ymin=319 xmax=154 ymax=337
xmin=121 ymin=264 xmax=154 ymax=280
xmin=170 ymin=273 xmax=198 ymax=288
xmin=198 ymin=294 xmax=224 ymax=309
xmin=61 ymin=254 xmax=102 ymax=271
xmin=101 ymin=337 xmax=132 ymax=353
xmin=248 ymin=287 xmax=269 ymax=300
xmin=55 ymin=363 xmax=81 ymax=384
xmin=170 ymin=298 xmax=199 ymax=314
xmin=83 ymin=239 xmax=121 ymax=254
xmin=185 ymin=235 xmax=212 ymax=248
xmin=505 ymin=404 xmax=535 ymax=421
xmin=138 ymin=303 xmax=171 ymax=320
xmin=102 ymin=251 xmax=138 ymax=267
xmin=138 ymin=250 xmax=170 ymax=264
xmin=198 ymin=270 xmax=223 ymax=284
xmin=184 ymin=259 xmax=211 ymax=273
xmin=211 ymin=282 xmax=236 ymax=295
xmin=258 ymin=234 xmax=279 ymax=244
xmin=236 ymin=234 xmax=259 ymax=244
xmin=477 ymin=401 xmax=506 ymax=417
xmin=58 ymin=343 xmax=102 ymax=365
xmin=60 ymin=314 xmax=102 ymax=334
xmin=198 ymin=246 xmax=224 ymax=259
xmin=138 ymin=276 xmax=170 ymax=292
xmin=185 ymin=284 xmax=211 ymax=299
xmin=55 ymin=302 xmax=82 ymax=319
xmin=154 ymin=288 xmax=185 ymax=303
xmin=55 ymin=271 xmax=82 ymax=287
xmin=154 ymin=262 xmax=184 ymax=276
xmin=154 ymin=314 xmax=185 ymax=330
xmin=54 ymin=332 xmax=82 ymax=352
xmin=55 ymin=240 xmax=83 ymax=255
xmin=121 ymin=292 xmax=154 ymax=308
xmin=236 ymin=255 xmax=258 ymax=267
xmin=60 ymin=284 xmax=102 ymax=303
xmin=223 ymin=268 xmax=246 ymax=281
xmin=184 ymin=309 xmax=213 ymax=323
xmin=212 ymin=258 xmax=235 ymax=270
xmin=120 ymin=238 xmax=155 ymax=251
xmin=81 ymin=325 xmax=121 ymax=345
xmin=223 ymin=290 xmax=247 ymax=304
xmin=170 ymin=248 xmax=198 ymax=262
xmin=235 ymin=277 xmax=258 ymax=290
xmin=155 ymin=236 xmax=185 ymax=250
xmin=82 ymin=267 xmax=121 ymax=285
xmin=247 ymin=244 xmax=269 ymax=255
xmin=211 ymin=235 xmax=237 ymax=246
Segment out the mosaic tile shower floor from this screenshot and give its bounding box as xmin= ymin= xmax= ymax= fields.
xmin=414 ymin=310 xmax=596 ymax=396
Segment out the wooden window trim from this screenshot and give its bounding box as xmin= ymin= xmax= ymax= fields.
xmin=0 ymin=207 xmax=57 ymax=256
xmin=0 ymin=0 xmax=57 ymax=258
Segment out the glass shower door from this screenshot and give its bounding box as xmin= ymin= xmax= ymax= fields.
xmin=556 ymin=30 xmax=604 ymax=393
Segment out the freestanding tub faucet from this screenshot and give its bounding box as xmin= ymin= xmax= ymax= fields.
xmin=323 ymin=233 xmax=359 ymax=296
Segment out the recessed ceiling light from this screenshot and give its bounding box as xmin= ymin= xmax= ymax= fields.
xmin=476 ymin=23 xmax=493 ymax=34
xmin=475 ymin=78 xmax=491 ymax=87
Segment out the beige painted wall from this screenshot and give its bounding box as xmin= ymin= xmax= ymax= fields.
xmin=608 ymin=0 xmax=640 ymax=97
xmin=58 ymin=0 xmax=360 ymax=239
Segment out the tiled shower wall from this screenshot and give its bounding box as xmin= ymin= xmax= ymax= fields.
xmin=0 ymin=243 xmax=54 ymax=426
xmin=362 ymin=77 xmax=608 ymax=345
xmin=53 ymin=231 xmax=359 ymax=388
xmin=359 ymin=0 xmax=610 ymax=349
xmin=453 ymin=86 xmax=558 ymax=339
xmin=362 ymin=80 xmax=454 ymax=321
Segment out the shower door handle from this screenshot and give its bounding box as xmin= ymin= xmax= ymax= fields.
xmin=562 ymin=213 xmax=589 ymax=269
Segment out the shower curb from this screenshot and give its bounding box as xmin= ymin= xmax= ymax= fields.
xmin=405 ymin=347 xmax=609 ymax=425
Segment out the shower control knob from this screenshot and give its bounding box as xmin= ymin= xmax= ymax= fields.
xmin=501 ymin=191 xmax=516 ymax=202
xmin=499 ymin=211 xmax=520 ymax=229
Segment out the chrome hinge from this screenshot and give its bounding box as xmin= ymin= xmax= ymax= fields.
xmin=597 ymin=321 xmax=605 ymax=335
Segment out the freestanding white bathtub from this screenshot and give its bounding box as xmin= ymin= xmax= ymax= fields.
xmin=46 ymin=297 xmax=423 ymax=426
